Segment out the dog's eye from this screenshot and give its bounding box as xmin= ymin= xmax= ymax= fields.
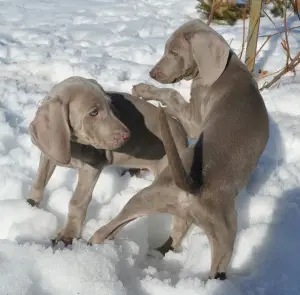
xmin=89 ymin=109 xmax=98 ymax=117
xmin=170 ymin=50 xmax=178 ymax=56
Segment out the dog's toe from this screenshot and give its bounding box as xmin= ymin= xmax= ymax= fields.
xmin=131 ymin=85 xmax=139 ymax=97
xmin=212 ymin=272 xmax=227 ymax=280
xmin=27 ymin=199 xmax=37 ymax=207
xmin=51 ymin=238 xmax=58 ymax=247
xmin=61 ymin=236 xmax=73 ymax=246
xmin=52 ymin=236 xmax=73 ymax=247
xmin=132 ymin=83 xmax=152 ymax=98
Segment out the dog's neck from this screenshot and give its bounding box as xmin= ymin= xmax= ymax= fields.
xmin=70 ymin=136 xmax=113 ymax=165
xmin=188 ymin=50 xmax=235 ymax=127
xmin=190 ymin=49 xmax=234 ymax=96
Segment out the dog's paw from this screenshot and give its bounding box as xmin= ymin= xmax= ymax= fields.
xmin=26 ymin=198 xmax=38 ymax=207
xmin=132 ymin=83 xmax=154 ymax=99
xmin=88 ymin=225 xmax=114 ymax=245
xmin=209 ymin=272 xmax=227 ymax=280
xmin=88 ymin=234 xmax=98 ymax=245
xmin=51 ymin=228 xmax=79 ymax=247
xmin=51 ymin=235 xmax=73 ymax=247
xmin=88 ymin=231 xmax=107 ymax=245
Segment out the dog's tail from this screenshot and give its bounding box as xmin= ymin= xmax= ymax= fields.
xmin=158 ymin=106 xmax=195 ymax=193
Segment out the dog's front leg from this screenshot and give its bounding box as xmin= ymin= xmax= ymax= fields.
xmin=132 ymin=83 xmax=188 ymax=115
xmin=132 ymin=83 xmax=198 ymax=139
xmin=53 ymin=163 xmax=101 ymax=245
xmin=27 ymin=152 xmax=56 ymax=207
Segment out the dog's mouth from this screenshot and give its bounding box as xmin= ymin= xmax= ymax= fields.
xmin=155 ymin=75 xmax=182 ymax=84
xmin=87 ymin=133 xmax=130 ymax=151
xmin=183 ymin=66 xmax=199 ymax=81
xmin=171 ymin=68 xmax=198 ymax=83
xmin=172 ymin=76 xmax=183 ymax=84
xmin=169 ymin=67 xmax=197 ymax=84
xmin=93 ymin=141 xmax=125 ymax=151
xmin=107 ymin=133 xmax=131 ymax=150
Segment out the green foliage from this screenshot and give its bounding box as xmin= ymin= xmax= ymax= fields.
xmin=196 ymin=0 xmax=250 ymax=26
xmin=270 ymin=0 xmax=293 ymax=17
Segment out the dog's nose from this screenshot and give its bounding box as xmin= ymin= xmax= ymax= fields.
xmin=121 ymin=132 xmax=130 ymax=141
xmin=112 ymin=131 xmax=130 ymax=146
xmin=149 ymin=68 xmax=158 ymax=79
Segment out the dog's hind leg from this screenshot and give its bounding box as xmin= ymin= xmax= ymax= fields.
xmin=89 ymin=185 xmax=182 ymax=245
xmin=198 ymin=198 xmax=236 ymax=280
xmin=156 ymin=216 xmax=192 ymax=255
xmin=216 ymin=205 xmax=237 ymax=276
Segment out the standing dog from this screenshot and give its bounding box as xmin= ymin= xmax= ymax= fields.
xmin=28 ymin=76 xmax=187 ymax=245
xmin=89 ymin=20 xmax=269 ymax=280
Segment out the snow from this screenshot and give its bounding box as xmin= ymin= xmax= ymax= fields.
xmin=0 ymin=0 xmax=299 ymax=294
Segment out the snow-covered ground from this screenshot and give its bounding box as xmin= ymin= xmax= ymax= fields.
xmin=0 ymin=0 xmax=300 ymax=294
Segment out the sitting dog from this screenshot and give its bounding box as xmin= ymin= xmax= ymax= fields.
xmin=88 ymin=19 xmax=269 ymax=280
xmin=27 ymin=76 xmax=187 ymax=245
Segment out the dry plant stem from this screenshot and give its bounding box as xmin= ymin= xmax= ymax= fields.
xmin=283 ymin=0 xmax=292 ymax=70
xmin=239 ymin=4 xmax=247 ymax=59
xmin=292 ymin=0 xmax=300 ymax=20
xmin=245 ymin=0 xmax=263 ymax=72
xmin=259 ymin=25 xmax=300 ymax=38
xmin=207 ymin=0 xmax=218 ymax=26
xmin=256 ymin=68 xmax=282 ymax=80
xmin=247 ymin=35 xmax=272 ymax=67
xmin=262 ymin=9 xmax=294 ymax=64
xmin=263 ymin=8 xmax=277 ymax=27
xmin=255 ymin=2 xmax=298 ymax=89
xmin=260 ymin=52 xmax=300 ymax=90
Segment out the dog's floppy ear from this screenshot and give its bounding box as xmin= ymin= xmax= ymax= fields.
xmin=87 ymin=78 xmax=104 ymax=91
xmin=29 ymin=96 xmax=71 ymax=164
xmin=186 ymin=30 xmax=230 ymax=86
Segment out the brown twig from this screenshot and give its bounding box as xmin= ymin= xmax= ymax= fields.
xmin=250 ymin=0 xmax=300 ymax=90
xmin=207 ymin=0 xmax=219 ymax=26
xmin=262 ymin=8 xmax=295 ymax=65
xmin=283 ymin=0 xmax=292 ymax=69
xmin=263 ymin=8 xmax=278 ymax=27
xmin=258 ymin=25 xmax=300 ymax=38
xmin=238 ymin=2 xmax=247 ymax=59
xmin=247 ymin=35 xmax=272 ymax=67
xmin=245 ymin=1 xmax=263 ymax=72
xmin=291 ymin=0 xmax=300 ymax=20
xmin=256 ymin=68 xmax=283 ymax=80
xmin=260 ymin=52 xmax=300 ymax=90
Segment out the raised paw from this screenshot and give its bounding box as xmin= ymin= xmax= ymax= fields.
xmin=132 ymin=83 xmax=156 ymax=99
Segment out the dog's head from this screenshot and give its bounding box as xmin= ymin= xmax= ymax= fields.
xmin=29 ymin=77 xmax=130 ymax=164
xmin=149 ymin=19 xmax=231 ymax=86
